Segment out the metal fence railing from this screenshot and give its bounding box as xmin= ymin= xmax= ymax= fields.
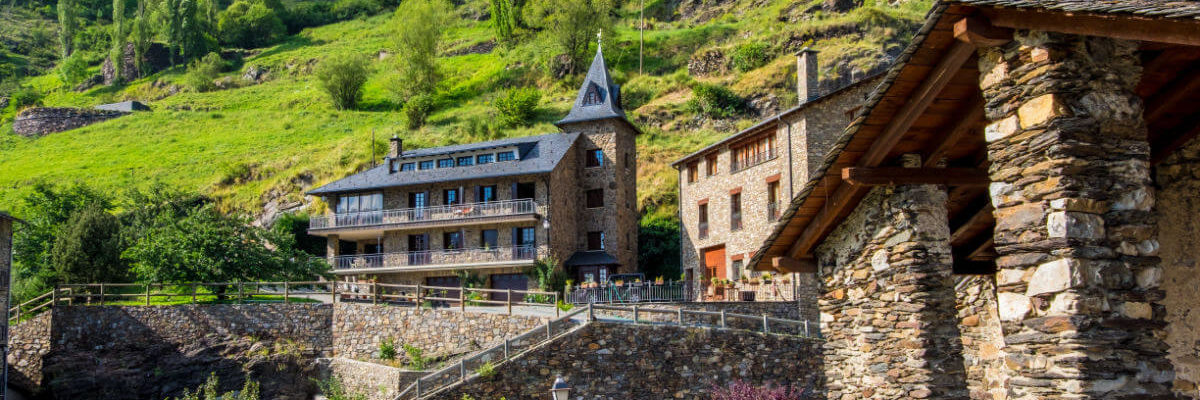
xmin=330 ymin=246 xmax=538 ymax=271
xmin=310 ymin=199 xmax=541 ymax=230
xmin=566 ymin=281 xmax=701 ymax=304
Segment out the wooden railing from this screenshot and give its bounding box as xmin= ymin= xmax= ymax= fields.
xmin=8 ymin=281 xmax=562 ymax=325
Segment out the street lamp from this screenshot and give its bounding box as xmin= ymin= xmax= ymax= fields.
xmin=550 ymin=375 xmax=570 ymax=400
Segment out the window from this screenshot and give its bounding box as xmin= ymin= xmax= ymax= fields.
xmin=706 ymin=154 xmax=718 ymax=177
xmin=730 ymin=192 xmax=742 ymax=231
xmin=444 ymin=188 xmax=460 ymax=205
xmin=419 ymin=160 xmax=434 ymax=170
xmin=336 ymin=193 xmax=383 ymax=214
xmin=586 ymin=189 xmax=604 ymax=208
xmin=409 ymin=192 xmax=427 ymax=208
xmin=497 ymin=151 xmax=516 ymax=162
xmin=687 ymin=162 xmax=698 ymax=183
xmin=732 ymin=260 xmax=744 ymax=280
xmin=767 ymin=181 xmax=781 ymax=221
xmin=477 ymin=154 xmax=494 ymax=164
xmin=438 ymin=158 xmax=454 ymax=168
xmin=698 ymin=203 xmax=709 ymax=239
xmin=587 ymin=232 xmax=605 ymax=251
xmin=730 ymin=134 xmax=778 ymax=172
xmin=515 ymin=182 xmax=536 ymax=200
xmin=586 ymin=149 xmax=604 ymax=167
xmin=479 ymin=185 xmax=497 ymax=203
xmin=481 ymin=229 xmax=499 ymax=249
xmin=457 ymin=156 xmax=473 ymax=166
xmin=400 ymin=162 xmax=415 ymax=172
xmin=582 ymin=83 xmax=604 ymax=106
xmin=516 ymin=227 xmax=536 ymax=247
xmin=443 ymin=231 xmax=463 ymax=250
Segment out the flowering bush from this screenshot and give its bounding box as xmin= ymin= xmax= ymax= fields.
xmin=710 ymin=380 xmax=810 ymax=400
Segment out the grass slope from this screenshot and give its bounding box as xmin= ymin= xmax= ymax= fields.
xmin=0 ymin=0 xmax=932 ymax=222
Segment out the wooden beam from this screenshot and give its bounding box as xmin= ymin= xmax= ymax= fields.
xmin=967 ymin=237 xmax=996 ymax=262
xmin=772 ymin=257 xmax=817 ymax=273
xmin=950 ymin=204 xmax=994 ymax=245
xmin=843 ymin=167 xmax=990 ymax=187
xmin=923 ymin=96 xmax=986 ymax=168
xmin=786 ymin=38 xmax=978 ymax=259
xmin=954 ymin=16 xmax=1012 ymax=48
xmin=1152 ymin=117 xmax=1200 ymax=164
xmin=1144 ymin=62 xmax=1200 ymax=123
xmin=984 ymin=8 xmax=1200 ymax=48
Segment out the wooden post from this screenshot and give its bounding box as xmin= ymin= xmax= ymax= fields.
xmin=237 ymin=282 xmax=244 ymax=304
xmin=415 ymin=284 xmax=423 ymax=310
xmin=51 ymin=284 xmax=58 ymax=307
xmin=415 ymin=379 xmax=421 ymax=397
xmin=459 ymin=359 xmax=466 ymax=382
xmin=14 ymin=304 xmax=20 ymax=326
xmin=678 ymin=308 xmax=684 ymax=325
xmin=720 ymin=310 xmax=726 ymax=328
xmin=99 ymin=283 xmax=105 ymax=306
xmin=506 ymin=289 xmax=513 ymax=315
xmin=762 ymin=313 xmax=769 ymax=333
xmin=503 ymin=338 xmax=509 ymax=360
xmin=588 ymin=304 xmax=595 ymax=321
xmin=554 ymin=293 xmax=560 ymax=318
xmin=633 ymin=305 xmax=639 ymax=323
xmin=283 ymin=282 xmax=289 ymax=303
xmin=546 ymin=321 xmax=552 ymax=340
xmin=145 ymin=283 xmax=151 ymax=306
xmin=804 ymin=320 xmax=810 ymax=337
xmin=460 ymin=289 xmax=466 ymax=312
xmin=332 ymin=281 xmax=339 ymax=304
xmin=372 ymin=281 xmax=379 ymax=305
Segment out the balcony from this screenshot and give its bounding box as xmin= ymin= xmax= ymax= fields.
xmin=767 ymin=202 xmax=780 ymax=221
xmin=729 ymin=149 xmax=778 ymax=173
xmin=330 ymin=246 xmax=539 ymax=273
xmin=698 ymin=222 xmax=709 ymax=239
xmin=309 ymin=199 xmax=541 ymax=234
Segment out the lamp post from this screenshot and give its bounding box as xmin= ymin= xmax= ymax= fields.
xmin=550 ymin=375 xmax=570 ymax=400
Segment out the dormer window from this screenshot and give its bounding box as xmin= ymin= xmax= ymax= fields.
xmin=582 ymin=82 xmax=604 ymax=106
xmin=497 ymin=151 xmax=516 ymax=162
xmin=419 ymin=160 xmax=434 ymax=170
xmin=400 ymin=162 xmax=415 ymax=171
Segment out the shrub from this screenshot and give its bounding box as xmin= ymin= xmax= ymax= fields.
xmin=315 ymin=54 xmax=370 ymax=110
xmin=493 ymin=87 xmax=541 ymax=127
xmin=687 ymin=83 xmax=745 ymax=119
xmin=184 ymin=52 xmax=225 ymax=92
xmin=173 ymin=372 xmax=261 ymax=400
xmin=403 ymin=94 xmax=434 ymax=129
xmin=284 ymin=2 xmax=335 ymax=32
xmin=378 ymin=337 xmax=397 ymax=360
xmin=315 ymin=376 xmax=367 ymax=400
xmin=710 ymin=380 xmax=810 ymax=400
xmin=403 ymin=344 xmax=428 ymax=370
xmin=730 ymin=42 xmax=771 ymax=72
xmin=332 ymin=0 xmax=380 ymax=20
xmin=57 ymin=52 xmax=90 ymax=87
xmin=474 ymin=361 xmax=496 ymax=380
xmin=218 ymin=0 xmax=287 ymax=48
xmin=10 ymin=86 xmax=44 ymax=109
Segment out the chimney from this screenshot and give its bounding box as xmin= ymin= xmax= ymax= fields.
xmin=389 ymin=135 xmax=403 ymax=158
xmin=796 ymin=47 xmax=819 ymax=104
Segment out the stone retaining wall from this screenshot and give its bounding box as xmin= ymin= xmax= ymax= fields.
xmin=427 ymin=321 xmax=825 ymax=400
xmin=321 ymin=357 xmax=425 ymax=400
xmin=7 ymin=312 xmax=52 ymax=391
xmin=331 ymin=303 xmax=551 ymax=363
xmin=1157 ymin=134 xmax=1200 ymax=395
xmin=11 ymin=107 xmax=129 ymax=137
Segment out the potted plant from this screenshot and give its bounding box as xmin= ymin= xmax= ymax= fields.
xmin=749 ymin=277 xmax=761 ymax=286
xmin=762 ymin=273 xmax=773 ymax=284
xmin=654 ymin=276 xmax=665 ymax=286
xmin=740 ymin=274 xmax=749 ymax=284
xmin=615 ymin=279 xmax=625 ymax=287
xmin=780 ymin=276 xmax=791 ymax=285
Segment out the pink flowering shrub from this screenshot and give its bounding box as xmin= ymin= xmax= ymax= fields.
xmin=709 ymin=380 xmax=811 ymax=400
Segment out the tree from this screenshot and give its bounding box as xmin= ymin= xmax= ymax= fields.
xmin=492 ymin=87 xmax=540 ymax=127
xmin=57 ymin=0 xmax=77 ymax=58
xmin=637 ymin=213 xmax=681 ymax=283
xmin=110 ymin=0 xmax=127 ymax=82
xmin=525 ymin=256 xmax=567 ymax=294
xmin=315 ymin=54 xmax=370 ymax=110
xmin=50 ymin=205 xmax=126 ymax=284
xmin=124 ymin=205 xmax=329 ymax=284
xmin=489 ymin=0 xmax=515 ymax=44
xmin=184 ymin=51 xmax=224 ymax=92
xmin=129 ymin=0 xmax=153 ymax=75
xmin=58 ymin=51 xmax=89 ymax=86
xmin=217 ymin=0 xmax=286 ymax=48
xmin=272 ymin=213 xmax=326 ymax=257
xmin=11 ymin=182 xmax=112 ymax=301
xmin=391 ymin=0 xmax=451 ymax=101
xmin=162 ymin=0 xmax=214 ymax=63
xmin=522 ymin=0 xmax=613 ymax=75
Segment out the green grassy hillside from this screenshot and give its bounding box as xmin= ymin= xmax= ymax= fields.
xmin=0 ymin=0 xmax=932 ymax=223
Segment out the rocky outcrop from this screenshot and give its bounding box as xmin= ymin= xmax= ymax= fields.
xmin=102 ymin=42 xmax=172 ymax=85
xmin=687 ymin=49 xmax=728 ymax=77
xmin=11 ymin=107 xmax=130 ymax=137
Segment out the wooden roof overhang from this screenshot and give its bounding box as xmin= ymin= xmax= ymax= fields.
xmin=751 ymin=1 xmax=1200 ymax=273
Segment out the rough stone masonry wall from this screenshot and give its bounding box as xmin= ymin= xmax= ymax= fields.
xmin=954 ymin=275 xmax=1007 ymax=400
xmin=331 ymin=303 xmax=550 ymax=362
xmin=11 ymin=107 xmax=129 ymax=137
xmin=1156 ymin=134 xmax=1200 ymax=395
xmin=977 ymin=30 xmax=1173 ymax=399
xmin=567 ymin=119 xmax=639 ymax=272
xmin=427 ymin=322 xmax=825 ymax=400
xmin=321 ymin=357 xmax=426 ymax=400
xmin=813 ymin=184 xmax=968 ymax=399
xmin=7 ymin=312 xmax=52 ymax=392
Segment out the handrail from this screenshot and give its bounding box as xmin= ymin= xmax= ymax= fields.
xmin=395 ymin=306 xmax=589 ymax=400
xmin=310 ymin=199 xmax=542 ymax=230
xmin=589 ymin=303 xmax=821 ymax=340
xmin=730 ymin=149 xmax=778 ymax=173
xmin=329 ymin=245 xmax=539 ymax=271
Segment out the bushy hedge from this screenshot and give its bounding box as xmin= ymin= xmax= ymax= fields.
xmin=492 ymin=87 xmax=541 ymax=127
xmin=687 ymin=83 xmax=746 ymax=119
xmin=218 ymin=0 xmax=287 ymax=48
xmin=730 ymin=42 xmax=770 ymax=72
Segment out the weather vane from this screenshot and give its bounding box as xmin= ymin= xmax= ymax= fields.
xmin=597 ymin=29 xmax=603 ymax=50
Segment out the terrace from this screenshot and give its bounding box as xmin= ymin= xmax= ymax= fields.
xmin=308 ymin=199 xmax=542 ymax=234
xmin=330 ymin=245 xmax=539 ymax=273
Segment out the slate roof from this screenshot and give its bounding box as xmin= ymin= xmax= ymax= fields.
xmin=948 ymin=0 xmax=1200 ymax=19
xmin=307 ymin=132 xmax=580 ymax=195
xmin=557 ymin=47 xmax=627 ymax=126
xmin=564 ymin=251 xmax=620 ymax=266
xmin=670 ymin=74 xmax=883 ymax=167
xmin=94 ymin=101 xmax=151 ymax=112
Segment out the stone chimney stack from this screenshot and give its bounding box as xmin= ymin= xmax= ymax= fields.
xmin=796 ymin=47 xmax=819 ymax=104
xmin=389 ymin=135 xmax=403 ymax=158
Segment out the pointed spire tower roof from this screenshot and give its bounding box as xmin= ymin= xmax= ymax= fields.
xmin=556 ymin=45 xmax=628 ymax=127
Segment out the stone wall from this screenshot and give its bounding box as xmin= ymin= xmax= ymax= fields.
xmin=593 ymin=301 xmax=819 ymax=336
xmin=1157 ymin=134 xmax=1200 ymax=395
xmin=7 ymin=312 xmax=51 ymax=392
xmin=322 ymin=357 xmax=425 ymax=400
xmin=813 ymin=183 xmax=968 ymax=399
xmin=11 ymin=107 xmax=129 ymax=137
xmin=427 ymin=321 xmax=825 ymax=400
xmin=562 ymin=118 xmax=640 ymax=272
xmin=331 ymin=303 xmax=550 ymax=362
xmin=954 ymin=275 xmax=1007 ymax=400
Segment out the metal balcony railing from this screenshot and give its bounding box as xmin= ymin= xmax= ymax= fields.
xmin=731 ymin=212 xmax=742 ymax=231
xmin=767 ymin=202 xmax=780 ymax=221
xmin=310 ymin=199 xmax=540 ymax=230
xmin=330 ymin=245 xmax=539 ymax=271
xmin=729 ymin=149 xmax=778 ymax=173
xmin=698 ymin=222 xmax=709 ymax=239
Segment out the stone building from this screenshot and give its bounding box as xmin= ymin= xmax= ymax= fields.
xmin=1 ymin=212 xmax=19 ymax=400
xmin=307 ymin=48 xmax=639 ymax=291
xmin=749 ymin=1 xmax=1200 ymax=399
xmin=672 ymin=49 xmax=877 ymax=290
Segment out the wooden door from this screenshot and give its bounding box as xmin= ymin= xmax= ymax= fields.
xmin=703 ymin=246 xmax=726 ymax=280
xmin=490 ymin=274 xmax=529 ymax=302
xmin=425 ymin=276 xmax=461 ymax=306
